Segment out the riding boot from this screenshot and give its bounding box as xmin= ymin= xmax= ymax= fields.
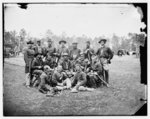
xmin=105 ymin=70 xmax=109 ymax=84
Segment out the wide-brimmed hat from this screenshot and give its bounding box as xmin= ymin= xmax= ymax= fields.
xmin=59 ymin=40 xmax=67 ymax=44
xmin=27 ymin=40 xmax=34 ymax=44
xmin=98 ymin=39 xmax=107 ymax=44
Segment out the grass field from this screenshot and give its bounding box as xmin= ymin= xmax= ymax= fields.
xmin=3 ymin=55 xmax=145 ymax=116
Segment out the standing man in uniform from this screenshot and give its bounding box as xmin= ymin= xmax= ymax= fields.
xmin=46 ymin=38 xmax=56 ymax=58
xmin=59 ymin=53 xmax=72 ymax=71
xmin=58 ymin=53 xmax=73 ymax=82
xmin=70 ymin=41 xmax=81 ymax=61
xmin=44 ymin=38 xmax=57 ymax=68
xmin=23 ymin=40 xmax=35 ymax=88
xmin=83 ymin=41 xmax=95 ymax=63
xmin=69 ymin=41 xmax=81 ymax=71
xmin=57 ymin=39 xmax=69 ymax=59
xmin=96 ymin=39 xmax=114 ymax=85
xmin=34 ymin=40 xmax=44 ymax=55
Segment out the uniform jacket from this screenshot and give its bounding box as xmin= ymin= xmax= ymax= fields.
xmin=24 ymin=48 xmax=35 ymax=66
xmin=69 ymin=48 xmax=81 ymax=60
xmin=46 ymin=46 xmax=56 ymax=57
xmin=96 ymin=46 xmax=114 ymax=60
xmin=92 ymin=61 xmax=103 ymax=74
xmin=39 ymin=72 xmax=51 ymax=87
xmin=44 ymin=59 xmax=57 ymax=69
xmin=57 ymin=47 xmax=69 ymax=56
xmin=83 ymin=47 xmax=95 ymax=60
xmin=31 ymin=58 xmax=44 ymax=70
xmin=74 ymin=71 xmax=87 ymax=82
xmin=52 ymin=71 xmax=63 ymax=85
xmin=59 ymin=59 xmax=72 ymax=71
xmin=34 ymin=45 xmax=44 ymax=55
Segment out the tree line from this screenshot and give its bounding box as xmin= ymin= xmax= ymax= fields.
xmin=4 ymin=28 xmax=146 ymax=55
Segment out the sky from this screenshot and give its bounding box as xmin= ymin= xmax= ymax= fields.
xmin=4 ymin=4 xmax=146 ymax=39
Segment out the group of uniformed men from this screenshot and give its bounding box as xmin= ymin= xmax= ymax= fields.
xmin=24 ymin=38 xmax=114 ymax=96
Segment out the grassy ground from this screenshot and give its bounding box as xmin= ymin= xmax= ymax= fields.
xmin=3 ymin=55 xmax=145 ymax=116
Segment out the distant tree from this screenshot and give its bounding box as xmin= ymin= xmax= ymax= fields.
xmin=19 ymin=28 xmax=27 ymax=42
xmin=61 ymin=32 xmax=67 ymax=39
xmin=111 ymin=34 xmax=120 ymax=54
xmin=128 ymin=33 xmax=145 ymax=57
xmin=10 ymin=30 xmax=18 ymax=46
xmin=4 ymin=30 xmax=18 ymax=48
xmin=19 ymin=29 xmax=27 ymax=52
xmin=4 ymin=31 xmax=11 ymax=44
xmin=45 ymin=29 xmax=53 ymax=39
xmin=119 ymin=37 xmax=131 ymax=51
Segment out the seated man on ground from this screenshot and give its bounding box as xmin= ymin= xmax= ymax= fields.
xmin=31 ymin=53 xmax=44 ymax=87
xmin=51 ymin=65 xmax=72 ymax=90
xmin=46 ymin=65 xmax=72 ymax=96
xmin=71 ymin=63 xmax=94 ymax=93
xmin=86 ymin=57 xmax=103 ymax=88
xmin=38 ymin=65 xmax=54 ymax=94
xmin=59 ymin=53 xmax=74 ymax=83
xmin=82 ymin=58 xmax=91 ymax=73
xmin=44 ymin=54 xmax=58 ymax=69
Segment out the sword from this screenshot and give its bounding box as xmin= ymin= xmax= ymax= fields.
xmin=95 ymin=72 xmax=109 ymax=87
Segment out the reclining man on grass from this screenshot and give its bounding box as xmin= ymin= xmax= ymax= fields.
xmin=46 ymin=65 xmax=72 ymax=96
xmin=71 ymin=63 xmax=94 ymax=93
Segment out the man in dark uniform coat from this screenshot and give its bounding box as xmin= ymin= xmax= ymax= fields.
xmin=34 ymin=40 xmax=44 ymax=55
xmin=45 ymin=38 xmax=57 ymax=58
xmin=59 ymin=53 xmax=72 ymax=71
xmin=70 ymin=42 xmax=81 ymax=60
xmin=71 ymin=63 xmax=87 ymax=93
xmin=69 ymin=41 xmax=81 ymax=71
xmin=23 ymin=40 xmax=35 ymax=88
xmin=83 ymin=41 xmax=95 ymax=62
xmin=43 ymin=38 xmax=57 ymax=68
xmin=58 ymin=53 xmax=73 ymax=81
xmin=44 ymin=53 xmax=58 ymax=69
xmin=31 ymin=53 xmax=44 ymax=71
xmin=57 ymin=40 xmax=69 ymax=58
xmin=90 ymin=57 xmax=103 ymax=88
xmin=38 ymin=65 xmax=53 ymax=94
xmin=31 ymin=53 xmax=44 ymax=86
xmin=96 ymin=39 xmax=114 ymax=85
